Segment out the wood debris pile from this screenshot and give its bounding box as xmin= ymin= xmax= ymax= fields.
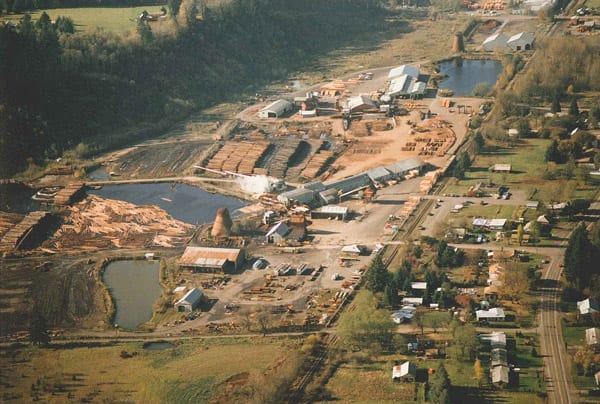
xmin=47 ymin=195 xmax=194 ymax=250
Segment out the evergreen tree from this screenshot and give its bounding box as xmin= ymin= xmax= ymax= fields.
xmin=365 ymin=254 xmax=390 ymax=293
xmin=545 ymin=139 xmax=560 ymax=162
xmin=428 ymin=362 xmax=451 ymax=403
xmin=383 ymin=284 xmax=397 ymax=307
xmin=167 ymin=0 xmax=183 ymax=17
xmin=569 ymin=97 xmax=580 ymax=116
xmin=551 ymin=95 xmax=561 ymax=113
xmin=452 ymin=151 xmax=471 ymax=179
xmin=137 ymin=19 xmax=153 ymax=44
xmin=474 ymin=131 xmax=485 ymax=152
xmin=55 ymin=16 xmax=75 ymax=34
xmin=564 ymin=223 xmax=596 ymax=291
xmin=29 ymin=310 xmax=50 ymax=347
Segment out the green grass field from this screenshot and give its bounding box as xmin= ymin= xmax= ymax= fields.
xmin=0 ymin=7 xmax=166 ymax=33
xmin=0 ymin=337 xmax=293 ymax=403
xmin=443 ymin=138 xmax=598 ymax=203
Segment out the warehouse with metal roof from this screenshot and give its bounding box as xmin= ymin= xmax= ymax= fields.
xmin=179 ymin=246 xmax=245 ymax=273
xmin=258 ymin=99 xmax=293 ymax=118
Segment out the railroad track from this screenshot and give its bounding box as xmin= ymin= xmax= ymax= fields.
xmin=286 ymin=333 xmax=338 ymax=404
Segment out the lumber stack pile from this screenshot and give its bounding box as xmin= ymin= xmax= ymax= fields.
xmin=0 ymin=211 xmax=49 ymax=251
xmin=47 ymin=195 xmax=193 ymax=251
xmin=266 ymin=139 xmax=302 ymax=178
xmin=54 ymin=181 xmax=85 ymax=206
xmin=206 ymin=141 xmax=270 ymax=175
xmin=0 ymin=211 xmax=23 ymax=240
xmin=301 ymin=150 xmax=335 ymax=178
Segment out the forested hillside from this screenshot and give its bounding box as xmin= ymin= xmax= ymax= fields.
xmin=0 ymin=0 xmax=393 ymax=177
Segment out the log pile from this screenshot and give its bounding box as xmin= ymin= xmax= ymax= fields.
xmin=206 ymin=141 xmax=270 ymax=175
xmin=46 ymin=195 xmax=194 ymax=251
xmin=301 ymin=150 xmax=335 ymax=178
xmin=266 ymin=139 xmax=302 ymax=178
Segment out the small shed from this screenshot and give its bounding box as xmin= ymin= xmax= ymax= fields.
xmin=266 ymin=222 xmax=290 ymax=244
xmin=491 ymin=164 xmax=511 ymax=173
xmin=341 ymin=244 xmax=367 ymax=255
xmin=175 ymin=288 xmax=204 ymax=312
xmin=392 ymin=361 xmax=416 ymax=382
xmin=411 ymin=282 xmax=428 ymax=291
xmin=506 ymin=32 xmax=534 ymax=51
xmin=258 ymin=99 xmax=293 ymax=118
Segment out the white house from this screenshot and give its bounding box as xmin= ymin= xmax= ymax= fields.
xmin=586 ymin=328 xmax=600 ymax=346
xmin=476 ymin=307 xmax=505 ymax=321
xmin=258 ymin=99 xmax=293 ymax=118
xmin=506 ymin=32 xmax=534 ymax=51
xmin=392 ymin=361 xmax=416 ymax=381
xmin=578 ymin=298 xmax=600 ymax=315
xmin=402 ymin=297 xmax=423 ymax=306
xmin=391 ymin=306 xmax=417 ymax=324
xmin=491 ymin=365 xmax=509 ymax=388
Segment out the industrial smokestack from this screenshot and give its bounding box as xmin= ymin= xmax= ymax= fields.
xmin=211 ymin=207 xmax=233 ymax=238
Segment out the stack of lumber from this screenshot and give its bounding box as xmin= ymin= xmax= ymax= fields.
xmin=206 ymin=141 xmax=270 ymax=175
xmin=266 ymin=139 xmax=302 ymax=178
xmin=0 ymin=211 xmax=49 ymax=250
xmin=301 ymin=150 xmax=335 ymax=178
xmin=54 ymin=182 xmax=85 ymax=206
xmin=0 ymin=211 xmax=23 ymax=239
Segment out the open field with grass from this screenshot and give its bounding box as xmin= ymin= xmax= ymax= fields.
xmin=1 ymin=7 xmax=166 ymax=33
xmin=0 ymin=337 xmax=296 ymax=403
xmin=443 ymin=138 xmax=598 ymax=203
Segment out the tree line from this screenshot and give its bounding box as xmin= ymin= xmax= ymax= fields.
xmin=0 ymin=0 xmax=392 ymax=177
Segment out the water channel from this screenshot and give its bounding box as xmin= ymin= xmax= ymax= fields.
xmin=102 ymin=259 xmax=161 ymax=330
xmin=438 ymin=58 xmax=504 ymax=96
xmin=89 ymin=182 xmax=247 ymax=225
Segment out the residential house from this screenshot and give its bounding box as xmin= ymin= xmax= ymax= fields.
xmin=476 ymin=307 xmax=506 ymax=322
xmin=578 ymin=298 xmax=600 ymax=316
xmin=586 ymin=328 xmax=600 ymax=346
xmin=392 ymin=361 xmax=416 ymax=382
xmin=491 ymin=365 xmax=510 ymax=388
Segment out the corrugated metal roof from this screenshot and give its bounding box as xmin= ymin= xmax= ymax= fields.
xmin=266 ymin=221 xmax=289 ymax=238
xmin=366 ymin=166 xmax=392 ymax=182
xmin=347 ymin=95 xmax=378 ymax=111
xmin=388 ymin=64 xmax=419 ymax=80
xmin=278 ymin=188 xmax=315 ymax=204
xmin=385 ymin=157 xmax=425 ymax=174
xmin=302 ymin=181 xmax=326 ymax=192
xmin=325 ymin=173 xmax=372 ymax=194
xmin=175 ymin=288 xmax=203 ymax=306
xmin=179 ymin=247 xmax=242 ymax=267
xmin=317 ymin=205 xmax=348 ymax=214
xmin=260 ymin=99 xmax=292 ymax=114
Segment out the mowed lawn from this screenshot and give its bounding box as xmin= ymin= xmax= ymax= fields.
xmin=1 ymin=339 xmax=290 ymax=403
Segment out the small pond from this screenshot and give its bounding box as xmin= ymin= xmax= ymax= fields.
xmin=143 ymin=341 xmax=176 ymax=350
xmin=102 ymin=259 xmax=161 ymax=330
xmin=89 ymin=182 xmax=247 ymax=225
xmin=438 ymin=58 xmax=504 ymax=96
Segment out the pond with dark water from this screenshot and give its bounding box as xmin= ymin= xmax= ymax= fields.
xmin=102 ymin=260 xmax=161 ymax=330
xmin=89 ymin=182 xmax=247 ymax=225
xmin=143 ymin=341 xmax=176 ymax=350
xmin=439 ymin=58 xmax=504 ymax=96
